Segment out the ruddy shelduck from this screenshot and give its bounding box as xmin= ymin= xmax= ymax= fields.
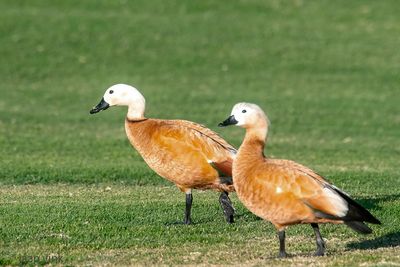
xmin=90 ymin=84 xmax=236 ymax=224
xmin=219 ymin=102 xmax=380 ymax=257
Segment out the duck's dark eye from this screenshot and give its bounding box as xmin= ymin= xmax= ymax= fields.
xmin=109 ymin=90 xmax=114 ymax=94
xmin=242 ymin=109 xmax=247 ymax=113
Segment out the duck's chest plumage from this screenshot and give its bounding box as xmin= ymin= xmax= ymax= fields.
xmin=233 ymin=155 xmax=276 ymax=217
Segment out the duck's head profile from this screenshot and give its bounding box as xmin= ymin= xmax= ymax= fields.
xmin=90 ymin=84 xmax=146 ymax=120
xmin=219 ymin=102 xmax=268 ymax=129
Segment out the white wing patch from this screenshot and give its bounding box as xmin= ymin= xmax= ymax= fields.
xmin=323 ymin=187 xmax=349 ymax=217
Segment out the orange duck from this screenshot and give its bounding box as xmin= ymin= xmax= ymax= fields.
xmin=219 ymin=102 xmax=380 ymax=257
xmin=90 ymin=84 xmax=236 ymax=224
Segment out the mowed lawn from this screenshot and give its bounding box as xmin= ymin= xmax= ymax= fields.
xmin=1 ymin=0 xmax=399 ymax=265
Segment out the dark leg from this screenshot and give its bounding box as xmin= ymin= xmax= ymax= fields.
xmin=219 ymin=191 xmax=235 ymax=223
xmin=184 ymin=192 xmax=193 ymax=225
xmin=278 ymin=230 xmax=288 ymax=258
xmin=311 ymin=223 xmax=325 ymax=256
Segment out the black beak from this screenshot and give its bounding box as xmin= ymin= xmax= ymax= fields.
xmin=218 ymin=115 xmax=238 ymax=127
xmin=89 ymin=98 xmax=110 ymax=114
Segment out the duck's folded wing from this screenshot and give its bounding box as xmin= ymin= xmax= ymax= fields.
xmin=269 ymin=159 xmax=332 ymax=185
xmin=153 ymin=120 xmax=236 ymax=175
xmin=176 ymin=120 xmax=237 ymax=154
xmin=264 ymin=160 xmax=350 ymax=218
xmin=268 ymin=160 xmax=380 ymax=225
xmin=303 ymin=180 xmax=381 ymax=233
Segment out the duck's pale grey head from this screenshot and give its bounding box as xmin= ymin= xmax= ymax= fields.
xmin=90 ymin=84 xmax=146 ymax=119
xmin=219 ymin=102 xmax=267 ymax=128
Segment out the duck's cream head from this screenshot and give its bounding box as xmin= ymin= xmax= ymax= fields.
xmin=90 ymin=84 xmax=146 ymax=120
xmin=219 ymin=102 xmax=269 ymax=140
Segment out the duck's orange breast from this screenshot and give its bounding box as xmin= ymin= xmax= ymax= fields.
xmin=125 ymin=118 xmax=236 ymax=191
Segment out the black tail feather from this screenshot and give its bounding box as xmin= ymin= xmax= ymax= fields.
xmin=345 ymin=221 xmax=373 ymax=234
xmin=311 ymin=186 xmax=381 ymax=234
xmin=333 ymin=188 xmax=381 ymax=225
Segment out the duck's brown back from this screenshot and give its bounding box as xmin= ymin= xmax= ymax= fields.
xmin=125 ymin=118 xmax=236 ymax=192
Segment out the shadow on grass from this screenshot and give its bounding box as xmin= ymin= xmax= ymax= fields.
xmin=347 ymin=193 xmax=400 ymax=250
xmin=234 ymin=211 xmax=263 ymax=221
xmin=354 ymin=193 xmax=400 ymax=210
xmin=347 ymin=231 xmax=400 ymax=250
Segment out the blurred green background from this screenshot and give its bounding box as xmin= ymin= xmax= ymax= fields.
xmin=0 ymin=0 xmax=399 ymax=265
xmin=1 ymin=0 xmax=398 ymax=185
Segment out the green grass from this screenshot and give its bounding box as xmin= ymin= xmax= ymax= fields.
xmin=1 ymin=0 xmax=399 ymax=265
xmin=0 ymin=185 xmax=399 ymax=266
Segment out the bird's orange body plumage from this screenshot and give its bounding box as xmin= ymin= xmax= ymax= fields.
xmin=234 ymin=135 xmax=343 ymax=231
xmin=125 ymin=118 xmax=235 ymax=193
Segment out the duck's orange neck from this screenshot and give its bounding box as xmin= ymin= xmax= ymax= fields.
xmin=235 ymin=124 xmax=268 ymax=176
xmin=239 ymin=128 xmax=266 ymax=160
